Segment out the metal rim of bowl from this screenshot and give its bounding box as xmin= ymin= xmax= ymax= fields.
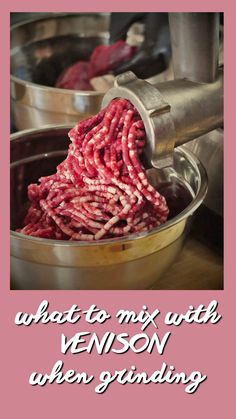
xmin=10 ymin=13 xmax=110 ymax=96
xmin=10 ymin=125 xmax=208 ymax=247
xmin=10 ymin=75 xmax=108 ymax=96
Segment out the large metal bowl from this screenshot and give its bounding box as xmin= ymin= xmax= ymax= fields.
xmin=10 ymin=13 xmax=110 ymax=130
xmin=10 ymin=126 xmax=207 ymax=290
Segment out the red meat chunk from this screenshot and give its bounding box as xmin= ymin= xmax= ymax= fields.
xmin=55 ymin=61 xmax=93 ymax=90
xmin=55 ymin=40 xmax=136 ymax=90
xmin=90 ymin=40 xmax=136 ymax=75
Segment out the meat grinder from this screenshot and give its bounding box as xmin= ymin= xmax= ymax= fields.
xmin=102 ymin=13 xmax=223 ymax=235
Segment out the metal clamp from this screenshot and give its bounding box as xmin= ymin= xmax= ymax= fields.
xmin=102 ymin=71 xmax=176 ymax=169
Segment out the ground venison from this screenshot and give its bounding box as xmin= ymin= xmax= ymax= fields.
xmin=17 ymin=98 xmax=169 ymax=240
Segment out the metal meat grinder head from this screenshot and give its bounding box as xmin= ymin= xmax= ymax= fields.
xmin=102 ymin=71 xmax=176 ymax=169
xmin=102 ymin=12 xmax=223 ymax=170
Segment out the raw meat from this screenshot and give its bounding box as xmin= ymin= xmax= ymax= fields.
xmin=55 ymin=40 xmax=136 ymax=90
xmin=90 ymin=40 xmax=135 ymax=75
xmin=17 ymin=99 xmax=169 ymax=241
xmin=55 ymin=61 xmax=93 ymax=90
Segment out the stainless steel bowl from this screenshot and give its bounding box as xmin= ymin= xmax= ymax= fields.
xmin=10 ymin=126 xmax=207 ymax=289
xmin=11 ymin=13 xmax=110 ymax=130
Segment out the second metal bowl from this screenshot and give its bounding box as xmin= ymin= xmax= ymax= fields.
xmin=11 ymin=13 xmax=110 ymax=130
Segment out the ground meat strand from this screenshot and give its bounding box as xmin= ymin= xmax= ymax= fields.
xmin=17 ymin=99 xmax=169 ymax=241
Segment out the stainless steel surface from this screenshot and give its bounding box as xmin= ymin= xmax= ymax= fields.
xmin=156 ymin=70 xmax=223 ymax=145
xmin=10 ymin=13 xmax=110 ymax=130
xmin=169 ymin=13 xmax=219 ymax=83
xmin=10 ymin=126 xmax=207 ymax=290
xmin=167 ymin=12 xmax=223 ymax=218
xmin=186 ymin=129 xmax=223 ymax=216
xmin=103 ymin=69 xmax=223 ymax=167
